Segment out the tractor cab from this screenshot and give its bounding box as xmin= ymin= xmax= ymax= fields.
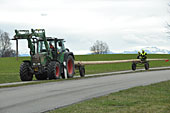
xmin=38 ymin=38 xmax=65 ymax=52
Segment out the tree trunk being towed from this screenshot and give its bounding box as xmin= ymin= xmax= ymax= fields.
xmin=74 ymin=59 xmax=167 ymax=65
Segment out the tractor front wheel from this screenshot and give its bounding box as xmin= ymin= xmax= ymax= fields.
xmin=47 ymin=61 xmax=61 ymax=80
xmin=20 ymin=62 xmax=33 ymax=81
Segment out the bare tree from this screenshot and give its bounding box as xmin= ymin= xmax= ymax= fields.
xmin=0 ymin=30 xmax=15 ymax=57
xmin=90 ymin=40 xmax=109 ymax=54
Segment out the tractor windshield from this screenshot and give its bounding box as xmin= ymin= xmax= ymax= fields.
xmin=38 ymin=41 xmax=55 ymax=53
xmin=38 ymin=41 xmax=47 ymax=53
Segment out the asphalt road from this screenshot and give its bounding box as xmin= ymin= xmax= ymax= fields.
xmin=0 ymin=70 xmax=170 ymax=113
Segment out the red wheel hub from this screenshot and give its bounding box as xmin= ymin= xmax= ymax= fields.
xmin=56 ymin=66 xmax=60 ymax=77
xmin=67 ymin=59 xmax=73 ymax=74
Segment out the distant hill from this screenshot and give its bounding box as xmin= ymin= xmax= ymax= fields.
xmin=122 ymin=47 xmax=170 ymax=54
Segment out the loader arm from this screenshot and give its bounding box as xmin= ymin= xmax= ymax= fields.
xmin=14 ymin=30 xmax=35 ymax=55
xmin=31 ymin=29 xmax=50 ymax=54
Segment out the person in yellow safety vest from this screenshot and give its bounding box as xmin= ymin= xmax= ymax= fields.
xmin=141 ymin=50 xmax=147 ymax=61
xmin=137 ymin=51 xmax=141 ymax=59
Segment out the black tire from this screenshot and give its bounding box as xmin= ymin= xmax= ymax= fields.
xmin=47 ymin=61 xmax=61 ymax=80
xmin=79 ymin=67 xmax=85 ymax=77
xmin=35 ymin=73 xmax=47 ymax=80
xmin=66 ymin=55 xmax=75 ymax=78
xmin=145 ymin=62 xmax=149 ymax=70
xmin=61 ymin=72 xmax=65 ymax=79
xmin=20 ymin=62 xmax=33 ymax=81
xmin=132 ymin=63 xmax=136 ymax=71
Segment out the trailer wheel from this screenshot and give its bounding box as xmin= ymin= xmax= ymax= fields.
xmin=145 ymin=62 xmax=149 ymax=70
xmin=35 ymin=73 xmax=47 ymax=80
xmin=79 ymin=67 xmax=85 ymax=77
xmin=20 ymin=62 xmax=33 ymax=81
xmin=66 ymin=55 xmax=75 ymax=78
xmin=132 ymin=63 xmax=136 ymax=71
xmin=47 ymin=61 xmax=61 ymax=80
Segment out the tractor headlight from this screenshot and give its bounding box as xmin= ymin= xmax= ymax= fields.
xmin=38 ymin=63 xmax=40 ymax=65
xmin=33 ymin=63 xmax=36 ymax=66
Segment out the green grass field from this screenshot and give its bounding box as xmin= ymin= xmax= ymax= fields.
xmin=49 ymin=80 xmax=170 ymax=113
xmin=0 ymin=54 xmax=170 ymax=83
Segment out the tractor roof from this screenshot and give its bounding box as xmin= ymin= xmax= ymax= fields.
xmin=38 ymin=37 xmax=64 ymax=41
xmin=12 ymin=29 xmax=64 ymax=42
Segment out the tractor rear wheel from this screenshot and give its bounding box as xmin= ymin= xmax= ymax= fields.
xmin=47 ymin=61 xmax=61 ymax=80
xmin=132 ymin=63 xmax=136 ymax=71
xmin=145 ymin=62 xmax=149 ymax=70
xmin=20 ymin=62 xmax=33 ymax=81
xmin=35 ymin=73 xmax=47 ymax=80
xmin=66 ymin=55 xmax=75 ymax=78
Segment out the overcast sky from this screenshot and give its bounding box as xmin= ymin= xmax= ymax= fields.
xmin=0 ymin=0 xmax=169 ymax=54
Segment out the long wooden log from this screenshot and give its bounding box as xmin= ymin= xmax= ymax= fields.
xmin=75 ymin=59 xmax=167 ymax=65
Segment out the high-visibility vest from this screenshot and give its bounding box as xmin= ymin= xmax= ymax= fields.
xmin=141 ymin=52 xmax=147 ymax=56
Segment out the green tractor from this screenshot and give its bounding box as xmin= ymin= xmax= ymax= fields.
xmin=13 ymin=29 xmax=75 ymax=81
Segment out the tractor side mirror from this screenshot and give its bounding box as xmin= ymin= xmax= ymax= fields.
xmin=59 ymin=42 xmax=62 ymax=47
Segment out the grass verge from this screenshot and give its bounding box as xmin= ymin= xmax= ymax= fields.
xmin=48 ymin=80 xmax=170 ymax=113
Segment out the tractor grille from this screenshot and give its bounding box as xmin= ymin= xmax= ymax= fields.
xmin=32 ymin=54 xmax=41 ymax=63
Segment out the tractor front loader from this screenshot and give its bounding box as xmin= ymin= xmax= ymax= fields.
xmin=13 ymin=29 xmax=75 ymax=81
